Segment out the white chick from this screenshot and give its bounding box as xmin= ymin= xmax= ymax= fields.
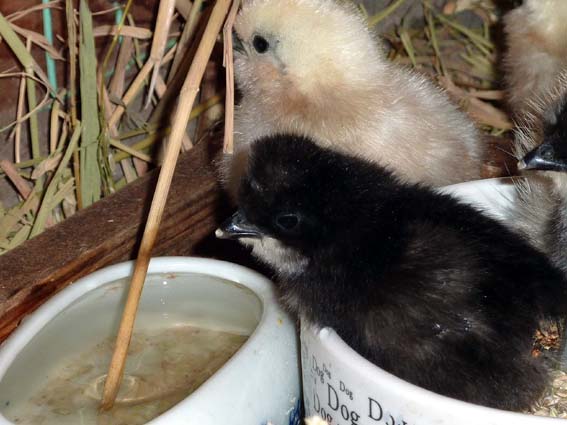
xmin=503 ymin=0 xmax=567 ymax=116
xmin=509 ymin=72 xmax=567 ymax=275
xmin=222 ymin=0 xmax=483 ymax=196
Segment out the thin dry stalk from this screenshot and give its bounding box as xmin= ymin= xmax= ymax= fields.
xmin=9 ymin=23 xmax=64 ymax=60
xmin=132 ymin=157 xmax=149 ymax=176
xmin=108 ymin=60 xmax=153 ymax=128
xmin=222 ymin=0 xmax=240 ymax=154
xmin=145 ymin=0 xmax=176 ymax=109
xmin=50 ymin=100 xmax=61 ymax=154
xmin=101 ymin=76 xmax=138 ymax=182
xmin=439 ymin=76 xmax=512 ymax=130
xmin=103 ymin=40 xmax=140 ymax=183
xmin=14 ymin=73 xmax=26 ymax=163
xmin=7 ymin=1 xmax=63 ymax=22
xmin=169 ymin=0 xmax=203 ymax=81
xmin=66 ymin=0 xmax=81 ymax=209
xmin=0 ymin=73 xmax=52 ymax=135
xmin=468 ymin=89 xmax=505 ymax=100
xmin=100 ymin=0 xmax=233 ymax=409
xmin=30 ymin=123 xmax=82 ymax=237
xmin=149 ymin=5 xmax=212 ymax=126
xmin=93 ymin=25 xmax=152 ymax=39
xmin=24 ymin=37 xmax=40 ymax=160
xmin=0 ymin=160 xmax=32 ymax=199
xmin=108 ymin=37 xmax=134 ymax=99
xmin=110 ymin=139 xmax=152 ymax=163
xmin=197 ymin=61 xmax=222 ymax=138
xmin=175 ymin=0 xmax=192 ymax=19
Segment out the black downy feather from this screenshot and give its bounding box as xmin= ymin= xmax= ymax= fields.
xmin=226 ymin=134 xmax=567 ymax=411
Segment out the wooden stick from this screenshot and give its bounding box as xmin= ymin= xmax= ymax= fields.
xmin=222 ymin=0 xmax=239 ymax=154
xmin=100 ymin=0 xmax=232 ymax=410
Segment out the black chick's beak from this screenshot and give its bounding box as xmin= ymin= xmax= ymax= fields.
xmin=518 ymin=142 xmax=567 ymax=172
xmin=215 ymin=211 xmax=263 ymax=240
xmin=232 ymin=30 xmax=245 ymax=54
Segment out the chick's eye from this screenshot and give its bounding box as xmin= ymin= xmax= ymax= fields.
xmin=275 ymin=213 xmax=300 ymax=231
xmin=252 ymin=35 xmax=269 ymax=53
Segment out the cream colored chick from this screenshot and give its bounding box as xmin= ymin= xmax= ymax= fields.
xmin=222 ymin=0 xmax=482 ymax=196
xmin=504 ymin=0 xmax=567 ymax=116
xmin=509 ymin=72 xmax=567 ymax=274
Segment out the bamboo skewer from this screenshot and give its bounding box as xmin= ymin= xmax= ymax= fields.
xmin=100 ymin=0 xmax=233 ymax=410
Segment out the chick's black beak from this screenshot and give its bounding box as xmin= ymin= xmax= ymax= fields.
xmin=215 ymin=211 xmax=262 ymax=240
xmin=518 ymin=142 xmax=567 ymax=172
xmin=232 ymin=30 xmax=245 ymax=54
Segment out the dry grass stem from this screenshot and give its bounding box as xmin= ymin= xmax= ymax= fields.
xmin=169 ymin=0 xmax=204 ymax=81
xmin=93 ymin=24 xmax=153 ymax=40
xmin=0 ymin=160 xmax=32 ymax=199
xmin=50 ymin=100 xmax=61 ymax=154
xmin=6 ymin=1 xmax=63 ymax=22
xmin=108 ymin=37 xmax=134 ymax=99
xmin=108 ymin=60 xmax=153 ymax=128
xmin=14 ymin=73 xmax=26 ymax=163
xmin=175 ymin=0 xmax=193 ymax=19
xmin=145 ymin=0 xmax=176 ymax=109
xmin=222 ymin=0 xmax=239 ymax=154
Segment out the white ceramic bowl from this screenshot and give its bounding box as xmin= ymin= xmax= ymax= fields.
xmin=301 ymin=177 xmax=562 ymax=424
xmin=0 ymin=257 xmax=301 ymax=425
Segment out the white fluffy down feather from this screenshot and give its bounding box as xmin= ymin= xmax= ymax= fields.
xmin=508 ymin=73 xmax=567 ymax=268
xmin=221 ymin=0 xmax=483 ymax=196
xmin=504 ymin=0 xmax=567 ymax=116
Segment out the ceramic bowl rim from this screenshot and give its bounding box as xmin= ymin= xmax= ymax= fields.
xmin=0 ymin=256 xmax=280 ymax=423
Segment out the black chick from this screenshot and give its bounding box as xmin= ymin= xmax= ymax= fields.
xmin=216 ymin=134 xmax=567 ymax=412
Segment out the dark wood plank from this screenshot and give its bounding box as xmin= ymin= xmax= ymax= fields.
xmin=0 ymin=139 xmax=229 ymax=342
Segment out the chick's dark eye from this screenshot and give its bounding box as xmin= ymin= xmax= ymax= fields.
xmin=252 ymin=35 xmax=269 ymax=53
xmin=275 ymin=213 xmax=300 ymax=231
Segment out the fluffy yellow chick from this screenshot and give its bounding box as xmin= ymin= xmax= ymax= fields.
xmin=504 ymin=0 xmax=567 ymax=116
xmin=222 ymin=0 xmax=483 ymax=195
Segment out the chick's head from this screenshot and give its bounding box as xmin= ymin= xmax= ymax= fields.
xmin=217 ymin=134 xmax=391 ymax=271
xmin=519 ymin=73 xmax=567 ymax=177
xmin=233 ymin=0 xmax=385 ymax=113
xmin=236 ymin=135 xmax=335 ymax=254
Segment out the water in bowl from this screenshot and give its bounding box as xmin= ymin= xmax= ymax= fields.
xmin=2 ymin=326 xmax=247 ymax=424
xmin=0 ymin=272 xmax=262 ymax=425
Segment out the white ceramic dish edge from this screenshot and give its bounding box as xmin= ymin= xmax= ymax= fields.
xmin=0 ymin=257 xmax=301 ymax=425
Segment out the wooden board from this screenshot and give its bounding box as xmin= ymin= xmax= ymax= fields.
xmin=0 ymin=139 xmax=231 ymax=342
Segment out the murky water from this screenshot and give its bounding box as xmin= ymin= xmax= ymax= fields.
xmin=2 ymin=326 xmax=247 ymax=425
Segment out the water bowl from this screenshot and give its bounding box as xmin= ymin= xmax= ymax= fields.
xmin=0 ymin=257 xmax=301 ymax=425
